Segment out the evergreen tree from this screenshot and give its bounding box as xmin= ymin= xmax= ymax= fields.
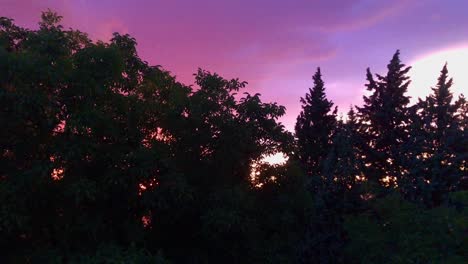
xmin=456 ymin=95 xmax=468 ymax=190
xmin=295 ymin=67 xmax=337 ymax=181
xmin=357 ymin=50 xmax=411 ymax=187
xmin=294 ymin=68 xmax=342 ymax=263
xmin=323 ymin=106 xmax=364 ymax=199
xmin=402 ymin=64 xmax=466 ymax=206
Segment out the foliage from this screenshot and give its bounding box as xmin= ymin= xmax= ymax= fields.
xmin=401 ymin=64 xmax=467 ymax=207
xmin=344 ymin=192 xmax=468 ymax=263
xmin=357 ymin=51 xmax=412 ymax=186
xmin=295 ymin=67 xmax=337 ymax=179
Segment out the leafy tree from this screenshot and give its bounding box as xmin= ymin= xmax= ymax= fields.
xmin=143 ymin=68 xmax=294 ymax=263
xmin=0 ymin=10 xmax=184 ymax=260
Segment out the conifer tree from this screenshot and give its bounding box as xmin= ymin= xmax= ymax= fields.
xmin=295 ymin=68 xmax=337 ymax=180
xmin=456 ymin=95 xmax=467 ymax=190
xmin=357 ymin=50 xmax=411 ymax=187
xmin=403 ymin=64 xmax=466 ymax=206
xmin=323 ymin=107 xmax=362 ymax=194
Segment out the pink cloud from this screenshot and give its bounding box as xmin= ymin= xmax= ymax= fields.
xmin=1 ymin=0 xmax=412 ymax=82
xmin=1 ymin=0 xmax=418 ymax=132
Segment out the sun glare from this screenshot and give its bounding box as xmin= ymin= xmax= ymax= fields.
xmin=262 ymin=152 xmax=289 ymax=165
xmin=409 ymin=46 xmax=468 ymax=103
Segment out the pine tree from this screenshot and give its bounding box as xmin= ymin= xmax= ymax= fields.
xmin=294 ymin=69 xmax=341 ymax=262
xmin=322 ymin=106 xmax=365 ymax=211
xmin=456 ymin=95 xmax=468 ymax=190
xmin=323 ymin=107 xmax=362 ymax=193
xmin=403 ymin=64 xmax=466 ymax=206
xmin=357 ymin=50 xmax=411 ymax=187
xmin=295 ymin=67 xmax=337 ymax=180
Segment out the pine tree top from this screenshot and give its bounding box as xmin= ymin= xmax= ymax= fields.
xmin=298 ymin=67 xmax=335 ymax=117
xmin=430 ymin=63 xmax=453 ymax=107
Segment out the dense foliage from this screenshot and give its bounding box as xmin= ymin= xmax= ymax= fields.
xmin=0 ymin=11 xmax=467 ymax=263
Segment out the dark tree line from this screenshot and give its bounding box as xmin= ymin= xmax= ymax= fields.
xmin=0 ymin=11 xmax=467 ymax=263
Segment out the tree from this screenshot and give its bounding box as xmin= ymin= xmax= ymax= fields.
xmin=0 ymin=11 xmax=297 ymax=262
xmin=456 ymin=95 xmax=468 ymax=190
xmin=402 ymin=64 xmax=467 ymax=207
xmin=344 ymin=192 xmax=468 ymax=263
xmin=295 ymin=67 xmax=337 ymax=181
xmin=357 ymin=50 xmax=411 ymax=188
xmin=0 ymin=10 xmax=194 ymax=261
xmin=2 ymin=10 xmax=468 ymax=264
xmin=323 ymin=107 xmax=365 ymax=205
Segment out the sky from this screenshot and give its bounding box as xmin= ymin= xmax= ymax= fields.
xmin=1 ymin=0 xmax=468 ymax=131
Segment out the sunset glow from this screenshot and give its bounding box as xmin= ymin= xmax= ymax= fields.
xmin=409 ymin=47 xmax=468 ymax=103
xmin=262 ymin=152 xmax=289 ymax=166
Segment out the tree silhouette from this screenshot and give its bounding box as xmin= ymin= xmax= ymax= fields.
xmin=402 ymin=64 xmax=467 ymax=207
xmin=357 ymin=50 xmax=411 ymax=188
xmin=295 ymin=67 xmax=337 ymax=182
xmin=0 ymin=10 xmax=467 ymax=263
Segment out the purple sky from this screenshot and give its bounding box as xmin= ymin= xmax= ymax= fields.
xmin=2 ymin=0 xmax=468 ymax=130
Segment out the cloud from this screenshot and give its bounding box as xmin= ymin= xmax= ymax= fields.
xmin=126 ymin=0 xmax=412 ymax=84
xmin=2 ymin=0 xmax=412 ymax=81
xmin=2 ymin=0 xmax=418 ymax=132
xmin=314 ymin=0 xmax=414 ymax=32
